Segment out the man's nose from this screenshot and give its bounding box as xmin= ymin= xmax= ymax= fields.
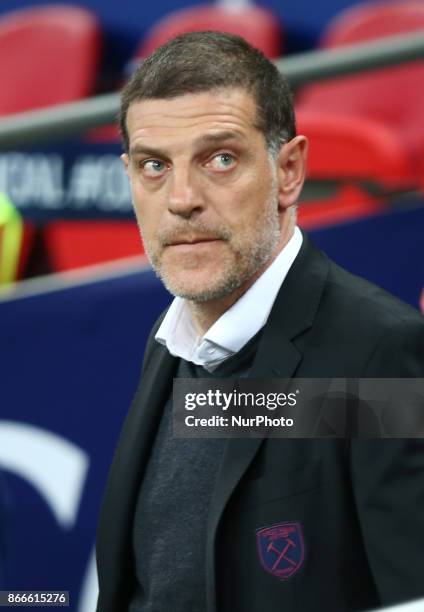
xmin=167 ymin=167 xmax=203 ymax=218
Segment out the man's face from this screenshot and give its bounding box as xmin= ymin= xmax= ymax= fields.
xmin=123 ymin=88 xmax=293 ymax=303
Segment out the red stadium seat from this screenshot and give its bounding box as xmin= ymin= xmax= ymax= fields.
xmin=0 ymin=4 xmax=102 ymax=278
xmin=134 ymin=4 xmax=284 ymax=59
xmin=0 ymin=4 xmax=101 ymax=115
xmin=296 ymin=110 xmax=417 ymax=229
xmin=297 ymin=1 xmax=424 ymax=184
xmin=44 ymin=220 xmax=144 ymax=272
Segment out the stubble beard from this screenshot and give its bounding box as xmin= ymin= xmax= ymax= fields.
xmin=141 ymin=181 xmax=281 ymax=304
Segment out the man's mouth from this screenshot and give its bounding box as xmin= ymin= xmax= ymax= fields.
xmin=166 ymin=237 xmax=222 ymax=246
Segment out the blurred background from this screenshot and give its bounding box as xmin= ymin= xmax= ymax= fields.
xmin=0 ymin=0 xmax=423 ymax=609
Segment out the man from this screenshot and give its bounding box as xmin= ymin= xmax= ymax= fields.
xmin=96 ymin=32 xmax=424 ymax=612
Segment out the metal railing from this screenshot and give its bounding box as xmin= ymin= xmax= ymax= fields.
xmin=0 ymin=30 xmax=423 ymax=149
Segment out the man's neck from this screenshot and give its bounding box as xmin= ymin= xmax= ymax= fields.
xmin=188 ymin=284 xmax=251 ymax=336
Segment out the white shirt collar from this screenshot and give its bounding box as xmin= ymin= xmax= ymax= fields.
xmin=155 ymin=226 xmax=303 ymax=371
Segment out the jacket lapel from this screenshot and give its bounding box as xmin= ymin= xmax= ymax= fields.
xmin=206 ymin=234 xmax=330 ymax=611
xmin=97 ymin=341 xmax=177 ymax=610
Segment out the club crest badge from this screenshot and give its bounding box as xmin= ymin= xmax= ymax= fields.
xmin=256 ymin=521 xmax=305 ymax=580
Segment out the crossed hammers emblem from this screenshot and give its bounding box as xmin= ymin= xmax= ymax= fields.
xmin=267 ymin=537 xmax=297 ymax=571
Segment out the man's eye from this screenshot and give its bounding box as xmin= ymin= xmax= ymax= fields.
xmin=207 ymin=153 xmax=236 ymax=171
xmin=141 ymin=159 xmax=167 ymax=177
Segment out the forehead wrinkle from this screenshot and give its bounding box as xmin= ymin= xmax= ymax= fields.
xmin=127 ymin=93 xmax=256 ymax=128
xmin=131 ymin=113 xmax=253 ymax=135
xmin=129 ymin=122 xmax=252 ymax=158
xmin=126 ymin=89 xmax=262 ymax=153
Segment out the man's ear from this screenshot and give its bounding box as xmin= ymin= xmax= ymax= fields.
xmin=277 ymin=135 xmax=308 ymax=211
xmin=121 ymin=153 xmax=130 ymax=177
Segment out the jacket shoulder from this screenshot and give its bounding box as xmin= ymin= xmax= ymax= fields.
xmin=320 ymin=260 xmax=424 ymax=376
xmin=325 ymin=259 xmax=423 ymax=328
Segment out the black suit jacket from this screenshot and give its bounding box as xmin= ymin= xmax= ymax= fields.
xmin=96 ymin=234 xmax=424 ymax=612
